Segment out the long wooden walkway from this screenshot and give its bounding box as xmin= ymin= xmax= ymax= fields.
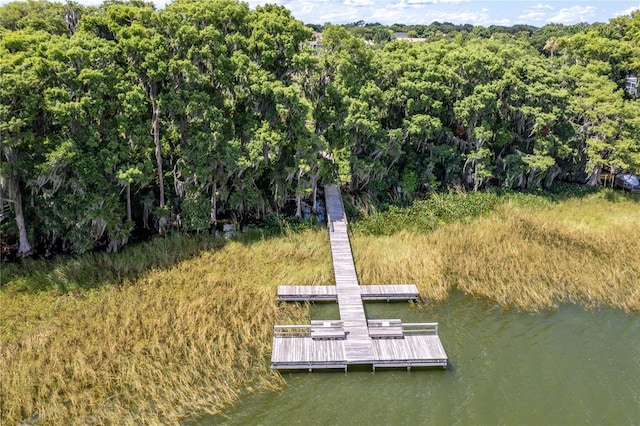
xmin=271 ymin=185 xmax=447 ymax=371
xmin=325 ymin=184 xmax=376 ymax=363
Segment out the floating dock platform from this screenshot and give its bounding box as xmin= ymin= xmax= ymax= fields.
xmin=271 ymin=185 xmax=447 ymax=371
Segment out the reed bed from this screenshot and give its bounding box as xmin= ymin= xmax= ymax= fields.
xmin=2 ymin=190 xmax=638 ymax=424
xmin=0 ymin=230 xmax=332 ymax=425
xmin=352 ymin=192 xmax=640 ymax=312
xmin=0 ymin=233 xmax=226 ymax=293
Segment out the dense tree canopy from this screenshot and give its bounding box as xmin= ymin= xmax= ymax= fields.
xmin=1 ymin=0 xmax=639 ymax=255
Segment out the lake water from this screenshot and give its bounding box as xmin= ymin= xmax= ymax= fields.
xmin=199 ymin=291 xmax=639 ymax=425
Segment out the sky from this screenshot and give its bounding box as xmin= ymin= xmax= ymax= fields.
xmin=4 ymin=0 xmax=639 ymax=26
xmin=241 ymin=1 xmax=640 ymax=26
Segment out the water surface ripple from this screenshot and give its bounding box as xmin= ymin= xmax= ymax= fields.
xmin=201 ymin=292 xmax=640 ymax=425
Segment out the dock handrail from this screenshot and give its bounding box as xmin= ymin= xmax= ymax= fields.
xmin=274 ymin=321 xmax=345 ymax=339
xmin=401 ymin=322 xmax=439 ymax=335
xmin=368 ymin=319 xmax=402 ymax=326
xmin=274 ymin=325 xmax=313 ymax=337
xmin=271 ymin=184 xmax=448 ymax=371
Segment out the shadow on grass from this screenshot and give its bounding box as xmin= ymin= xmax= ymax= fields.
xmin=4 ymin=183 xmax=636 ymax=295
xmin=531 ymin=182 xmax=639 ymax=203
xmin=0 ymin=216 xmax=326 ymax=295
xmin=347 ymin=182 xmax=639 ymax=236
xmin=0 ymin=233 xmax=225 ymax=294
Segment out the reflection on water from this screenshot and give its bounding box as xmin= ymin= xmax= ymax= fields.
xmin=199 ymin=292 xmax=640 ymax=425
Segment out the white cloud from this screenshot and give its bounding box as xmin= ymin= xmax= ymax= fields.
xmin=41 ymin=0 xmax=627 ymax=26
xmin=406 ymin=0 xmax=470 ymax=3
xmin=546 ymin=5 xmax=596 ymax=24
xmin=532 ymin=3 xmax=554 ymax=11
xmin=344 ymin=0 xmax=374 ymax=6
xmin=365 ymin=7 xmax=507 ymax=26
xmin=517 ymin=3 xmax=554 ymax=22
xmin=389 ymin=0 xmax=408 ymax=10
xmin=613 ymin=6 xmax=640 ymax=18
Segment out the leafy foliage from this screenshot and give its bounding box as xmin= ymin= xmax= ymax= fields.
xmin=1 ymin=1 xmax=639 ymax=255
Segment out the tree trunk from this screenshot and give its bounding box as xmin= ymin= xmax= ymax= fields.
xmin=3 ymin=147 xmax=33 ymax=255
xmin=473 ymin=163 xmax=480 ymax=192
xmin=149 ymin=83 xmax=168 ymax=235
xmin=311 ymin=173 xmax=318 ymax=214
xmin=528 ymin=169 xmax=543 ymax=188
xmin=125 ymin=182 xmax=132 ymax=223
xmin=150 ymin=84 xmax=165 ymax=208
xmin=13 ymin=185 xmax=32 ymax=256
xmin=544 ymin=165 xmax=562 ymax=189
xmin=295 ymin=193 xmax=302 ymax=217
xmin=586 ymin=165 xmax=602 ymax=187
xmin=295 ymin=168 xmax=302 ymax=217
xmin=210 ymin=181 xmax=217 ymax=226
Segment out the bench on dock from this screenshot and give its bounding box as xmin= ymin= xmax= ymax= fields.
xmin=271 ymin=185 xmax=448 ymax=371
xmin=274 ymin=321 xmax=345 ymax=340
xmin=310 ymin=320 xmax=345 ymax=340
xmin=368 ymin=319 xmax=404 ymax=339
xmin=273 ymin=325 xmax=314 ymax=338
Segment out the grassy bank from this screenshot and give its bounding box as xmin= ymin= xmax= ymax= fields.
xmin=1 ymin=187 xmax=639 ymax=424
xmin=0 ymin=230 xmax=333 ymax=425
xmin=352 ymin=189 xmax=640 ymax=311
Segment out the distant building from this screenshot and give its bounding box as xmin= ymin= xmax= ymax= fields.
xmin=399 ymin=37 xmax=427 ymax=43
xmin=308 ymin=32 xmax=324 ymax=50
xmin=393 ymin=31 xmax=426 ymax=43
xmin=625 ymin=74 xmax=638 ymax=96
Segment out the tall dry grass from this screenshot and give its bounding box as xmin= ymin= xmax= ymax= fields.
xmin=2 ymin=191 xmax=638 ymax=424
xmin=0 ymin=230 xmax=332 ymax=425
xmin=352 ymin=193 xmax=640 ymax=312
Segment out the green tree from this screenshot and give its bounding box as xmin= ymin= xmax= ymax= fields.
xmin=562 ymin=62 xmax=633 ymax=184
xmin=0 ymin=29 xmax=52 ymax=255
xmin=103 ymin=2 xmax=169 ymax=230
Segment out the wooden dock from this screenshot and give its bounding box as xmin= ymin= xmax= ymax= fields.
xmin=277 ymin=284 xmax=419 ymax=302
xmin=271 ymin=185 xmax=447 ymax=371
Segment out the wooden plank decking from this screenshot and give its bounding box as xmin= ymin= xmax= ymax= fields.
xmin=277 ymin=284 xmax=419 ymax=302
xmin=360 ymin=284 xmax=419 ymax=301
xmin=277 ymin=285 xmax=337 ymax=301
xmin=324 ymin=184 xmax=375 ymax=364
xmin=271 ymin=184 xmax=447 ymax=371
xmin=271 ymin=337 xmax=347 ymax=371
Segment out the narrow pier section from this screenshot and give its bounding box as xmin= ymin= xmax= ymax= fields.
xmin=277 ymin=284 xmax=419 ymax=302
xmin=271 ymin=185 xmax=447 ymax=371
xmin=324 ymin=184 xmax=375 ymax=363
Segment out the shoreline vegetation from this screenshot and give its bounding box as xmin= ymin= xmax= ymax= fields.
xmin=3 ymin=0 xmax=640 ymax=258
xmin=2 ymin=187 xmax=640 ymax=424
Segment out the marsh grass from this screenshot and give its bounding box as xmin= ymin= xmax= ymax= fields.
xmin=349 ymin=183 xmax=604 ymax=236
xmin=352 ymin=190 xmax=640 ymax=311
xmin=0 ymin=230 xmax=332 ymax=425
xmin=2 ymin=188 xmax=638 ymax=424
xmin=0 ymin=233 xmax=226 ymax=292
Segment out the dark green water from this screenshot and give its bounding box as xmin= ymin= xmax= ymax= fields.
xmin=201 ymin=292 xmax=639 ymax=425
